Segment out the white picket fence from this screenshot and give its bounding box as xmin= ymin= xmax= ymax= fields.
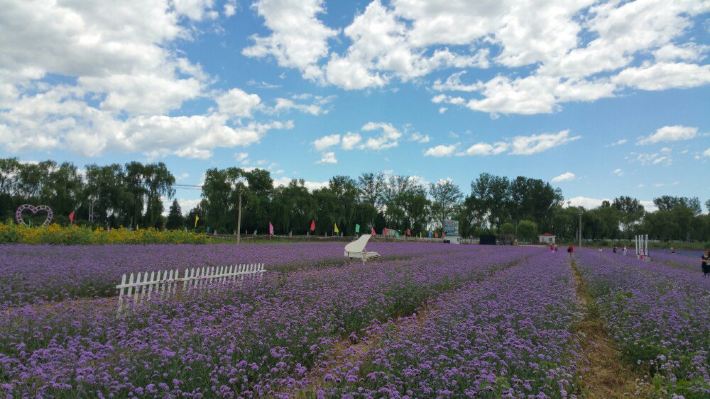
xmin=116 ymin=263 xmax=265 ymax=311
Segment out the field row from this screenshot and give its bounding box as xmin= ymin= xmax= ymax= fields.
xmin=575 ymin=250 xmax=710 ymax=397
xmin=0 ymin=246 xmax=531 ymax=397
xmin=309 ymin=251 xmax=579 ymax=398
xmin=0 ymin=242 xmax=460 ymax=306
xmin=1 ymin=244 xmax=708 ymax=397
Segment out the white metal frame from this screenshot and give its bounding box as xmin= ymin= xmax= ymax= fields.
xmin=116 ymin=263 xmax=265 ymax=311
xmin=634 ymin=234 xmax=649 ymax=259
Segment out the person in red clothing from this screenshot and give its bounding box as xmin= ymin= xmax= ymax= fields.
xmin=567 ymin=244 xmax=574 ymax=257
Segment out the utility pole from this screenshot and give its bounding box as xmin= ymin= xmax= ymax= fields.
xmin=237 ymin=189 xmax=242 ymax=244
xmin=578 ymin=209 xmax=582 ymax=247
xmin=233 ymin=176 xmax=247 ymax=244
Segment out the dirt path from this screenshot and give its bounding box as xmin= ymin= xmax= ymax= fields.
xmin=570 ymin=259 xmax=651 ymax=398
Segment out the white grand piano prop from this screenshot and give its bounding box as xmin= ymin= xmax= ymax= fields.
xmin=344 ymin=234 xmax=380 ymax=263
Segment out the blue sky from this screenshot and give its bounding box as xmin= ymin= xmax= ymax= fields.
xmin=1 ymin=0 xmax=709 ymax=212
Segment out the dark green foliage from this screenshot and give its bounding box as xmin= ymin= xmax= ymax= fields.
xmin=517 ymin=219 xmax=537 ymax=242
xmin=165 ymin=199 xmax=184 ymax=230
xmin=1 ymin=157 xmax=707 ymax=241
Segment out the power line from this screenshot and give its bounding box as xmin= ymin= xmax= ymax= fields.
xmin=173 ymin=184 xmax=203 ymax=190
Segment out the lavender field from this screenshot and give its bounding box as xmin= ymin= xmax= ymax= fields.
xmin=0 ymin=242 xmax=460 ymax=306
xmin=648 ymin=250 xmax=706 ymax=272
xmin=575 ymin=250 xmax=710 ymax=398
xmin=0 ymin=243 xmax=708 ymax=398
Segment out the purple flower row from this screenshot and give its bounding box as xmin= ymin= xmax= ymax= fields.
xmin=313 ymin=251 xmax=580 ymax=398
xmin=0 ymin=245 xmax=535 ymax=397
xmin=575 ymin=249 xmax=710 ymax=397
xmin=646 ymin=250 xmax=706 ymax=272
xmin=0 ymin=242 xmax=460 ymax=306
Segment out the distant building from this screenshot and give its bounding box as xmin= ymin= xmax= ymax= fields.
xmin=538 ymin=233 xmax=556 ymax=244
xmin=443 ymin=219 xmax=460 ymax=244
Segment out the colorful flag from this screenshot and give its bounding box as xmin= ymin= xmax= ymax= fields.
xmin=383 ymin=227 xmax=388 ymax=236
xmin=310 ymin=220 xmax=316 ymax=232
xmin=371 ymin=227 xmax=376 ymax=236
xmin=434 ymin=231 xmax=439 ymax=238
xmin=269 ymin=222 xmax=274 ymax=236
xmin=68 ymin=211 xmax=75 ymax=224
xmin=194 ymin=214 xmax=200 ymax=228
xmin=405 ymin=228 xmax=411 ymax=236
xmin=355 ymin=224 xmax=360 ymax=234
xmin=334 ymin=223 xmax=340 ymax=234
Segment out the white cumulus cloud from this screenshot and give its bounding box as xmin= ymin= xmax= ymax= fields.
xmin=317 ymin=151 xmax=337 ymax=164
xmin=424 ymin=144 xmax=456 ymax=157
xmin=361 ymin=122 xmax=402 ymax=150
xmin=243 ymin=0 xmax=337 ymax=81
xmin=510 ymin=130 xmax=581 ymax=155
xmin=313 ymin=134 xmax=341 ymax=151
xmin=462 ymin=130 xmax=580 ymax=157
xmin=638 ymin=125 xmax=698 ymax=145
xmin=341 ymin=132 xmax=362 ymax=150
xmin=0 ymin=0 xmax=296 ymax=159
xmin=217 ymin=88 xmax=262 ymax=118
xmin=551 ymin=172 xmax=576 ymax=183
xmin=465 ymin=142 xmax=509 ymax=156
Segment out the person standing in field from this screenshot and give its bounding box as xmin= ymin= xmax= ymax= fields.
xmin=623 ymin=246 xmax=627 ymax=256
xmin=702 ymin=250 xmax=710 ymax=278
xmin=567 ymin=244 xmax=574 ymax=257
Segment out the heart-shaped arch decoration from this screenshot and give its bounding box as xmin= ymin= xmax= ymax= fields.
xmin=15 ymin=204 xmax=54 ymax=227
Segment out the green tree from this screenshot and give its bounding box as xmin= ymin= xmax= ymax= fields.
xmin=429 ymin=179 xmax=462 ymax=228
xmin=16 ymin=160 xmax=55 ymax=200
xmin=83 ymin=164 xmax=129 ymax=227
xmin=327 ymin=176 xmax=359 ymax=235
xmin=41 ymin=162 xmax=83 ymax=223
xmin=468 ymin=173 xmax=510 ymax=229
xmin=510 ymin=176 xmax=562 ymax=231
xmin=581 ymin=205 xmax=620 ymax=240
xmin=357 ymin=172 xmax=385 ymax=208
xmin=143 ymin=163 xmax=175 ymax=229
xmin=0 ymin=158 xmax=20 ymax=195
xmin=0 ymin=158 xmax=21 ymax=220
xmin=500 ymin=222 xmax=515 ymax=236
xmin=357 ymin=172 xmax=385 ymax=229
xmin=272 ymin=179 xmax=317 ymax=234
xmin=165 ymin=199 xmax=184 ymax=230
xmin=123 ymin=162 xmax=147 ymax=228
xmin=653 ymin=195 xmax=702 ymax=214
xmin=201 ymin=168 xmax=237 ymax=233
xmin=612 ymin=196 xmax=645 ymax=236
xmin=517 ymin=220 xmax=537 ymax=242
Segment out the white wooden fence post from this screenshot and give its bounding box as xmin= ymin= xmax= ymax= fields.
xmin=117 ymin=273 xmax=127 ymax=312
xmin=117 ymin=263 xmax=266 ymax=311
xmin=127 ymin=273 xmax=135 ymax=307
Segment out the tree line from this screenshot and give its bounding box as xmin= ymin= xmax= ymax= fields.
xmin=1 ymin=158 xmax=708 ymax=242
